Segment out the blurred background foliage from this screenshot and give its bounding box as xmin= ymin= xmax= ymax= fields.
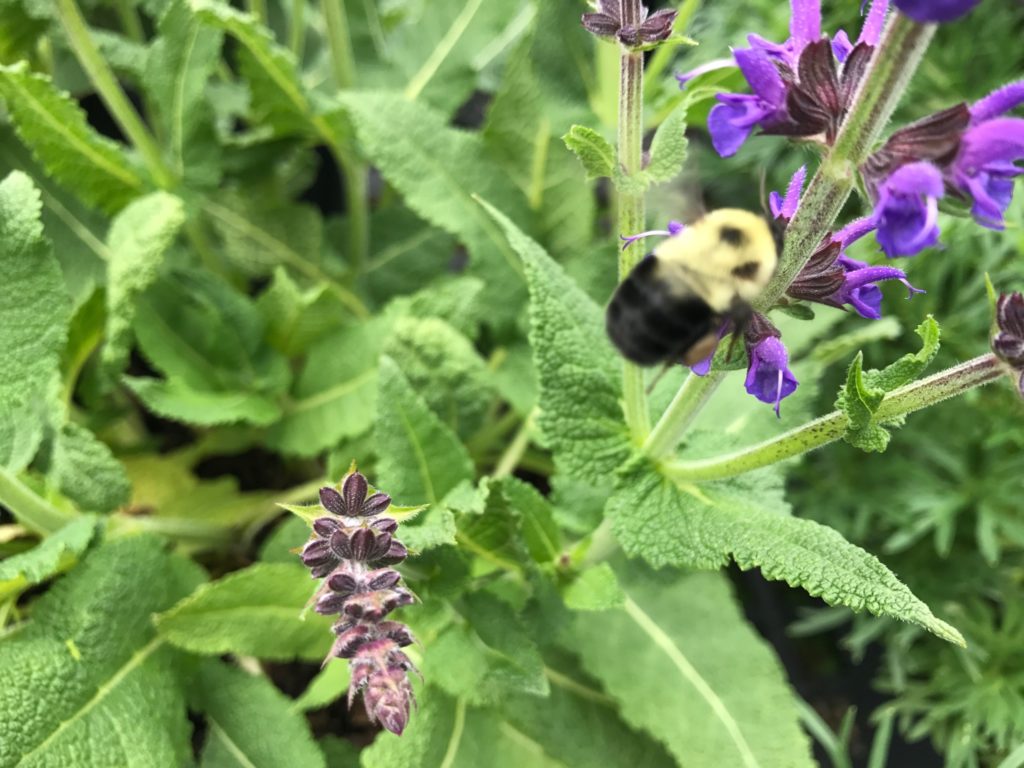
xmin=0 ymin=0 xmax=1022 ymax=766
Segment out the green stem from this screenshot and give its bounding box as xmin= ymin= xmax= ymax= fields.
xmin=617 ymin=1 xmax=651 ymax=442
xmin=289 ymin=0 xmax=307 ymax=58
xmin=321 ymin=0 xmax=369 ymax=273
xmin=493 ymin=409 xmax=537 ymax=478
xmin=56 ymin=0 xmax=175 ymax=190
xmin=663 ymin=354 xmax=1003 ymax=483
xmin=645 ymin=12 xmax=937 ymax=460
xmin=643 ymin=370 xmax=725 ymax=459
xmin=246 ymin=0 xmax=267 ymax=25
xmin=113 ymin=0 xmax=145 ymax=43
xmin=0 ymin=468 xmax=76 ymax=536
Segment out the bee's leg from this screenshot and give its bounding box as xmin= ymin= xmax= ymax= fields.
xmin=644 ymin=362 xmax=674 ymax=395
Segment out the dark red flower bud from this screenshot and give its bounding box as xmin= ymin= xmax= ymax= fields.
xmin=787 ymin=240 xmax=846 ymax=303
xmin=366 ymin=568 xmax=402 ymax=591
xmin=326 ymin=571 xmax=360 ymax=596
xmin=377 ymin=540 xmax=409 ymax=566
xmin=342 ymin=471 xmax=369 ymax=513
xmin=313 ymin=517 xmax=341 ymax=537
xmin=371 ymin=518 xmax=398 ymax=533
xmin=319 ymin=487 xmax=345 ymax=516
xmin=994 ymin=292 xmax=1024 ymax=368
xmin=361 ymin=492 xmax=392 ymax=516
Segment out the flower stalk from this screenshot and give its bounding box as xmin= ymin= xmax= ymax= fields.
xmin=617 ymin=0 xmax=652 ymax=441
xmin=646 ymin=11 xmax=938 ymax=460
xmin=662 ymin=353 xmax=1004 ymax=483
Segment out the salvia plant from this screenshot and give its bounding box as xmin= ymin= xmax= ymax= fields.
xmin=0 ymin=1 xmax=1021 ymax=767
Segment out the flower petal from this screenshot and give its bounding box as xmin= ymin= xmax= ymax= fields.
xmin=790 ymin=0 xmax=822 ymax=48
xmin=893 ymin=0 xmax=980 ymax=22
xmin=857 ymin=0 xmax=889 ymax=46
xmin=971 ymin=79 xmax=1024 ymax=124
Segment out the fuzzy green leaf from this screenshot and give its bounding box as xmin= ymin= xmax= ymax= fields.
xmin=0 ymin=536 xmax=204 ymax=767
xmin=144 ymin=0 xmax=224 ymax=186
xmin=563 ymin=125 xmax=616 ymax=181
xmin=609 ymin=457 xmax=965 ymax=645
xmin=154 ymin=563 xmax=332 ymax=661
xmin=375 ymin=356 xmax=474 ymax=506
xmin=266 ymin=319 xmax=384 ymax=457
xmin=574 ymin=565 xmax=815 ymax=768
xmin=47 ymin=423 xmax=130 ymax=512
xmin=292 ymin=662 xmax=350 ymax=713
xmin=101 ymin=191 xmax=186 ymax=379
xmin=193 ymin=660 xmax=326 ymax=768
xmin=401 ymin=507 xmax=458 ymax=552
xmin=644 ymin=97 xmax=690 ymax=184
xmin=384 ymin=316 xmax=494 ymax=438
xmin=482 ymin=203 xmax=630 ymax=482
xmin=0 ymin=171 xmax=68 ymax=471
xmin=123 ymin=376 xmax=283 ymax=426
xmin=836 ymin=317 xmax=942 ymax=452
xmin=337 ymin=92 xmax=531 ymax=329
xmin=498 ymin=476 xmax=563 ymax=564
xmin=0 ymin=515 xmax=96 ymax=600
xmin=0 ymin=64 xmax=145 ymax=213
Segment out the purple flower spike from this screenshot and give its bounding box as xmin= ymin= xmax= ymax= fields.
xmin=744 ymin=336 xmax=799 ymax=416
xmin=872 ymin=161 xmax=944 ymax=257
xmin=951 ymin=118 xmax=1024 ymax=230
xmin=297 ymin=467 xmax=418 ymax=735
xmin=893 ymin=0 xmax=981 ymax=23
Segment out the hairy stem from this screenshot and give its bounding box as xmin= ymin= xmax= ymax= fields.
xmin=645 ymin=12 xmax=936 ymax=460
xmin=663 ymin=354 xmax=1003 ymax=483
xmin=618 ymin=0 xmax=651 ymax=441
xmin=0 ymin=468 xmax=76 ymax=536
xmin=643 ymin=370 xmax=725 ymax=458
xmin=56 ymin=0 xmax=175 ymax=190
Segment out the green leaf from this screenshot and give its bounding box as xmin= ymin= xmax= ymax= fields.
xmin=292 ymin=661 xmax=350 ymax=713
xmin=361 ymin=688 xmax=563 ymax=768
xmin=384 ymin=316 xmax=494 ymax=438
xmin=337 ymin=91 xmax=531 ymax=329
xmin=643 ymin=96 xmax=690 ymax=184
xmin=836 ymin=317 xmax=941 ymax=452
xmin=563 ymin=563 xmax=624 ymax=611
xmin=134 ymin=267 xmax=289 ymax=397
xmin=375 ymin=356 xmax=474 ymax=506
xmin=123 ymin=376 xmax=283 ymax=426
xmin=0 ymin=63 xmax=145 ymax=213
xmin=574 ymin=565 xmax=815 ymax=768
xmin=500 ymin=654 xmax=676 ymax=767
xmin=47 ymin=422 xmax=130 ymax=512
xmin=154 ymin=563 xmax=332 ymax=661
xmin=193 ymin=660 xmax=326 ymax=768
xmin=481 ymin=202 xmax=630 ymax=482
xmin=0 ymin=515 xmax=96 ymax=600
xmin=391 ymin=0 xmax=513 ymax=115
xmin=257 ymin=267 xmax=344 ymax=357
xmin=563 ymin=125 xmax=616 ymax=181
xmin=498 ymin=476 xmax=563 ymax=564
xmin=455 ymin=479 xmax=528 ymax=572
xmin=0 ymin=171 xmax=69 ymax=471
xmin=609 ymin=457 xmax=965 ymax=645
xmin=192 ymin=0 xmax=339 ymax=144
xmin=266 ymin=318 xmax=384 ymax=457
xmin=101 ymin=191 xmax=186 ymax=379
xmin=0 ymin=536 xmax=204 ymax=767
xmin=423 ymin=594 xmax=548 ymax=706
xmin=401 ymin=507 xmax=458 ymax=552
xmin=144 ymin=0 xmax=224 ymax=186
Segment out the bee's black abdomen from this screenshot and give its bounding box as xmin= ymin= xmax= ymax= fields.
xmin=605 ymin=254 xmax=717 ymax=366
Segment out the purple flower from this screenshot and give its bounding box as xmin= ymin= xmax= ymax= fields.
xmin=893 ymin=0 xmax=981 ymax=23
xmin=298 ymin=468 xmax=418 ymax=736
xmin=833 ymin=256 xmax=924 ymax=319
xmin=683 ymin=0 xmax=889 ymax=157
xmin=744 ymin=334 xmax=799 ymax=416
xmin=950 ymin=118 xmax=1024 ymax=230
xmin=621 ymin=220 xmax=684 ymax=250
xmin=770 ymin=165 xmax=807 ymax=220
xmin=871 ymin=161 xmax=944 ymax=257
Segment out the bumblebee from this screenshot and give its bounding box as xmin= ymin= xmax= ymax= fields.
xmin=605 ymin=209 xmax=778 ymax=366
